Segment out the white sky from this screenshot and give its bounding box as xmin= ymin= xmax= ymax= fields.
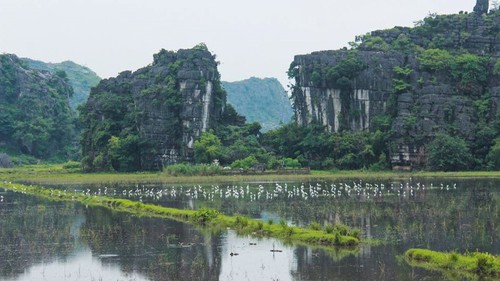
xmin=1 ymin=0 xmax=477 ymax=87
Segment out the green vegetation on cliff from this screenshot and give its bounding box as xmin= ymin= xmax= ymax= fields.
xmin=23 ymin=58 xmax=101 ymax=110
xmin=0 ymin=54 xmax=77 ymax=164
xmin=80 ymin=44 xmax=227 ymax=172
xmin=222 ymin=77 xmax=293 ymax=131
xmin=287 ymin=7 xmax=500 ymax=171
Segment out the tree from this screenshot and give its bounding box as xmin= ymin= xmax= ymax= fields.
xmin=426 ymin=134 xmax=472 ymax=171
xmin=418 ymin=49 xmax=452 ymax=72
xmin=193 ymin=131 xmax=223 ymax=164
xmin=486 ymin=138 xmax=500 ymax=170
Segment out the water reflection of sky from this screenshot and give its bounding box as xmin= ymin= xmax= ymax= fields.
xmin=4 ymin=249 xmax=150 ymax=281
xmin=1 ymin=177 xmax=498 ymax=280
xmin=218 ymin=232 xmax=295 ymax=281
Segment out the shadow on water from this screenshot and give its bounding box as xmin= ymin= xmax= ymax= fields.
xmin=0 ymin=177 xmax=498 ymax=280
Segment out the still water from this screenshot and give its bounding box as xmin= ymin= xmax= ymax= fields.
xmin=0 ymin=177 xmax=498 ymax=280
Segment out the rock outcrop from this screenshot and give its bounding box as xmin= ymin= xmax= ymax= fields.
xmin=474 ymin=0 xmax=489 ymax=15
xmin=80 ymin=45 xmax=227 ymax=171
xmin=290 ymin=7 xmax=500 ymax=168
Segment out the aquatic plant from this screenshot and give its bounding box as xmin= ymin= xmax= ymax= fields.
xmin=404 ymin=248 xmax=500 ymax=278
xmin=309 ymin=221 xmax=321 ymax=231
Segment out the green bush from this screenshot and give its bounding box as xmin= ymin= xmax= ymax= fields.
xmin=279 ymin=218 xmax=287 ymax=228
xmin=324 ymin=224 xmax=335 ymax=234
xmin=309 ymin=221 xmax=321 ymax=230
xmin=62 ymin=161 xmax=81 ymax=170
xmin=235 ymin=215 xmax=249 ymax=228
xmin=230 ymin=155 xmax=259 ymax=169
xmin=426 ymin=134 xmax=472 ymax=171
xmin=163 ymin=163 xmax=221 ymax=176
xmin=192 ymin=208 xmax=219 ymax=224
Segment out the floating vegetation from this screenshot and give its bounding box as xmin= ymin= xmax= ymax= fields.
xmin=404 ymin=248 xmax=500 ymax=279
xmin=0 ymin=181 xmax=360 ymax=248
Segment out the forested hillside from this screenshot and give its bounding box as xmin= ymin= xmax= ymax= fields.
xmin=23 ymin=58 xmax=100 ymax=110
xmin=0 ymin=54 xmax=77 ymax=164
xmin=222 ymin=77 xmax=293 ymax=131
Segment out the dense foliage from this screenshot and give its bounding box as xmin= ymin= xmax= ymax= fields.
xmin=0 ymin=54 xmax=77 ymax=164
xmin=23 ymin=59 xmax=101 ymax=110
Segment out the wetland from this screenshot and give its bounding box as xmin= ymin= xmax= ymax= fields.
xmin=0 ymin=172 xmax=498 ymax=280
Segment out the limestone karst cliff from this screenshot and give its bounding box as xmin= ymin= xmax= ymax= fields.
xmin=80 ymin=45 xmax=227 ymax=171
xmin=289 ymin=4 xmax=500 ymax=168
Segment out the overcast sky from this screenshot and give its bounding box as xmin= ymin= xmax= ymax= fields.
xmin=1 ymin=0 xmax=478 ymax=87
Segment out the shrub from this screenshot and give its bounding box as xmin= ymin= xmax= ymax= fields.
xmin=309 ymin=221 xmax=321 ymax=231
xmin=279 ymin=218 xmax=287 ymax=228
xmin=426 ymin=134 xmax=472 ymax=171
xmin=449 ymin=251 xmax=459 ymax=263
xmin=164 ymin=163 xmax=221 ymax=176
xmin=256 ymin=221 xmax=264 ymax=231
xmin=475 ymin=252 xmax=494 ymax=274
xmin=0 ymin=153 xmax=14 ymax=168
xmin=192 ymin=208 xmax=219 ymax=224
xmin=324 ymin=224 xmax=335 ymax=234
xmin=230 ymin=155 xmax=259 ymax=169
xmin=62 ymin=161 xmax=81 ymax=170
xmin=334 ymin=223 xmax=350 ymax=236
xmin=235 ymin=215 xmax=249 ymax=228
xmin=349 ymin=228 xmax=361 ymax=239
xmin=267 ymin=218 xmax=274 ymax=225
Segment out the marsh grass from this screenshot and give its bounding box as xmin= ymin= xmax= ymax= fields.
xmin=1 ymin=164 xmax=498 ymax=186
xmin=404 ymin=248 xmax=500 ymax=278
xmin=1 ymin=181 xmax=360 ymax=248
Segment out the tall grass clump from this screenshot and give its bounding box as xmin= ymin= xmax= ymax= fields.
xmin=192 ymin=208 xmax=219 ymax=224
xmin=163 ymin=163 xmax=222 ymax=176
xmin=309 ymin=221 xmax=321 ymax=231
xmin=404 ymin=249 xmax=500 ymax=278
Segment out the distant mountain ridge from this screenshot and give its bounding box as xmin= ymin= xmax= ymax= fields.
xmin=22 ymin=58 xmax=101 ymax=110
xmin=222 ymin=77 xmax=293 ymax=131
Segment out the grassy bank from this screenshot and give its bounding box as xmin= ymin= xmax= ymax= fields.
xmin=0 ymin=164 xmax=498 ymax=185
xmin=404 ymin=248 xmax=500 ymax=279
xmin=0 ymin=181 xmax=359 ymax=248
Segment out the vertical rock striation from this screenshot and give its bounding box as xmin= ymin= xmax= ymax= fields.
xmin=290 ymin=7 xmax=500 ymax=168
xmin=80 ymin=45 xmax=226 ymax=171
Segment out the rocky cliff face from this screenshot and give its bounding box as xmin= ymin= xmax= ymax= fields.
xmin=80 ymin=45 xmax=227 ymax=171
xmin=0 ymin=54 xmax=75 ymax=160
xmin=290 ymin=6 xmax=500 ymax=168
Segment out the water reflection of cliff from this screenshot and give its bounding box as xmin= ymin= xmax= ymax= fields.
xmin=0 ymin=193 xmax=82 ymax=277
xmin=186 ymin=178 xmax=498 ymax=253
xmin=80 ymin=206 xmax=223 ymax=281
